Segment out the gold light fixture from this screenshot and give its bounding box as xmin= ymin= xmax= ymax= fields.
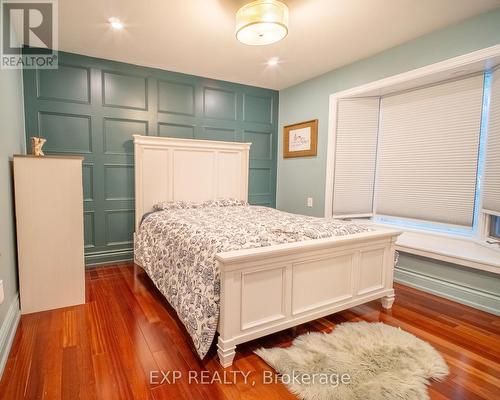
xmin=236 ymin=0 xmax=289 ymax=46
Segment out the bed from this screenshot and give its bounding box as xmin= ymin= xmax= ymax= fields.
xmin=133 ymin=135 xmax=401 ymax=367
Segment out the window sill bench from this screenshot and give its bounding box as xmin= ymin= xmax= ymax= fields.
xmin=394 ymin=231 xmax=500 ymax=274
xmin=359 ymin=220 xmax=500 ymax=274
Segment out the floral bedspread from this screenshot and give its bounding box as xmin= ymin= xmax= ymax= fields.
xmin=134 ymin=199 xmax=373 ymax=358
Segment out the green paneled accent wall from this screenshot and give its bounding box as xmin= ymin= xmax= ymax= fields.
xmin=23 ymin=52 xmax=278 ymax=266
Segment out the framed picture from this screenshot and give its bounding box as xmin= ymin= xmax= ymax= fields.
xmin=283 ymin=119 xmax=318 ymax=158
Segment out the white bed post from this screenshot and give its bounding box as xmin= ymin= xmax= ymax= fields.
xmin=381 ymin=235 xmax=398 ymax=309
xmin=216 ymin=260 xmax=237 ymax=367
xmin=381 ymin=290 xmax=396 ymax=309
xmin=217 ymin=339 xmax=236 ymax=368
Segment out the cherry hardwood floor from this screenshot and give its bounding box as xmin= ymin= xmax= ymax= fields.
xmin=0 ymin=262 xmax=499 ymax=399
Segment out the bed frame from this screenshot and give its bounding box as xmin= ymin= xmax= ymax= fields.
xmin=133 ymin=135 xmax=401 ymax=367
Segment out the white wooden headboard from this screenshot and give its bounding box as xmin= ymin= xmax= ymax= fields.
xmin=133 ymin=135 xmax=251 ymax=230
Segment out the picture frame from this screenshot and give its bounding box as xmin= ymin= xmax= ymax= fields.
xmin=283 ymin=119 xmax=318 ymax=158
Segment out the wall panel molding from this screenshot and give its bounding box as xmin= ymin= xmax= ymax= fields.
xmin=38 ymin=111 xmax=92 ymax=154
xmin=84 ymin=211 xmax=95 ymax=248
xmin=36 ymin=64 xmax=91 ymax=104
xmin=244 ymin=130 xmax=273 ymax=160
xmin=23 ymin=51 xmax=278 ymax=266
xmin=103 ymin=164 xmax=135 ymax=201
xmin=82 ymin=163 xmax=94 ymax=201
xmin=243 ymin=94 xmax=273 ymax=124
xmin=203 ymin=87 xmax=237 ymax=121
xmin=249 ymin=167 xmax=272 ymax=196
xmin=158 ymin=80 xmax=195 ymax=116
xmin=105 ymin=209 xmax=135 ymax=246
xmin=103 ymin=117 xmax=148 ymax=155
xmin=158 ymin=122 xmax=195 ymax=139
xmin=202 ymin=126 xmax=236 ymax=142
xmin=102 ymin=70 xmax=148 ymax=111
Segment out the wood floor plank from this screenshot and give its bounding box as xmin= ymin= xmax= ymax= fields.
xmin=62 ymin=309 xmax=77 ymax=348
xmin=62 ymin=346 xmax=80 ymax=400
xmin=74 ymin=304 xmax=97 ymax=400
xmin=24 ymin=312 xmax=51 ymax=400
xmin=4 ymin=314 xmax=40 ymax=399
xmin=41 ymin=309 xmax=64 ymax=400
xmin=0 ymin=262 xmax=499 ymax=400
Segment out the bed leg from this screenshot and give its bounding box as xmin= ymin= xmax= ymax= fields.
xmin=217 ymin=337 xmax=236 ymax=368
xmin=381 ymin=291 xmax=395 ymax=310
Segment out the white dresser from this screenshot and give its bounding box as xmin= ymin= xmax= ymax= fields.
xmin=13 ymin=155 xmax=85 ymax=314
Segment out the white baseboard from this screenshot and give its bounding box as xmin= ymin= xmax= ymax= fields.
xmin=395 ymin=267 xmax=500 ymax=316
xmin=0 ymin=295 xmax=20 ymax=378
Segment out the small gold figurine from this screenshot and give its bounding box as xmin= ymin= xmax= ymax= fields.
xmin=31 ymin=137 xmax=47 ymax=156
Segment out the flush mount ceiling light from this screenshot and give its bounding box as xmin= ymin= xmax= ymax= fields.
xmin=236 ymin=0 xmax=289 ymax=46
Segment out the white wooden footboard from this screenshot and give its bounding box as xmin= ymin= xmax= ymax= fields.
xmin=216 ymin=228 xmax=401 ymax=367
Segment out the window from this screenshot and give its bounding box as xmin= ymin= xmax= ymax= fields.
xmin=331 ymin=66 xmax=500 ymax=246
xmin=490 ymin=215 xmax=500 ymax=240
xmin=375 ymin=75 xmax=484 ymax=228
xmin=332 ymin=74 xmax=485 ymax=231
xmin=332 ymin=98 xmax=379 ymax=217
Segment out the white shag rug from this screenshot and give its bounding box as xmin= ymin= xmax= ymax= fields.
xmin=255 ymin=322 xmax=448 ymax=400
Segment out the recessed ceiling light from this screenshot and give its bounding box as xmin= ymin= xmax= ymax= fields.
xmin=267 ymin=57 xmax=279 ymax=66
xmin=109 ymin=17 xmax=124 ymax=30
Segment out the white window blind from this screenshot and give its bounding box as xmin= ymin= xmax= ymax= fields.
xmin=376 ymin=75 xmax=484 ymax=227
xmin=332 ymin=98 xmax=379 ymax=216
xmin=483 ymin=67 xmax=500 ymax=216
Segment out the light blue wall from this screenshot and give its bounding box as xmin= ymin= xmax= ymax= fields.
xmin=277 ymin=9 xmax=500 ymax=315
xmin=277 ymin=8 xmax=500 ymax=217
xmin=0 ymin=66 xmax=24 ymax=374
xmin=396 ymin=253 xmax=500 ymax=315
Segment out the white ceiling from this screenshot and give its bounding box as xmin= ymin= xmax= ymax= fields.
xmin=58 ymin=0 xmax=500 ymax=90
